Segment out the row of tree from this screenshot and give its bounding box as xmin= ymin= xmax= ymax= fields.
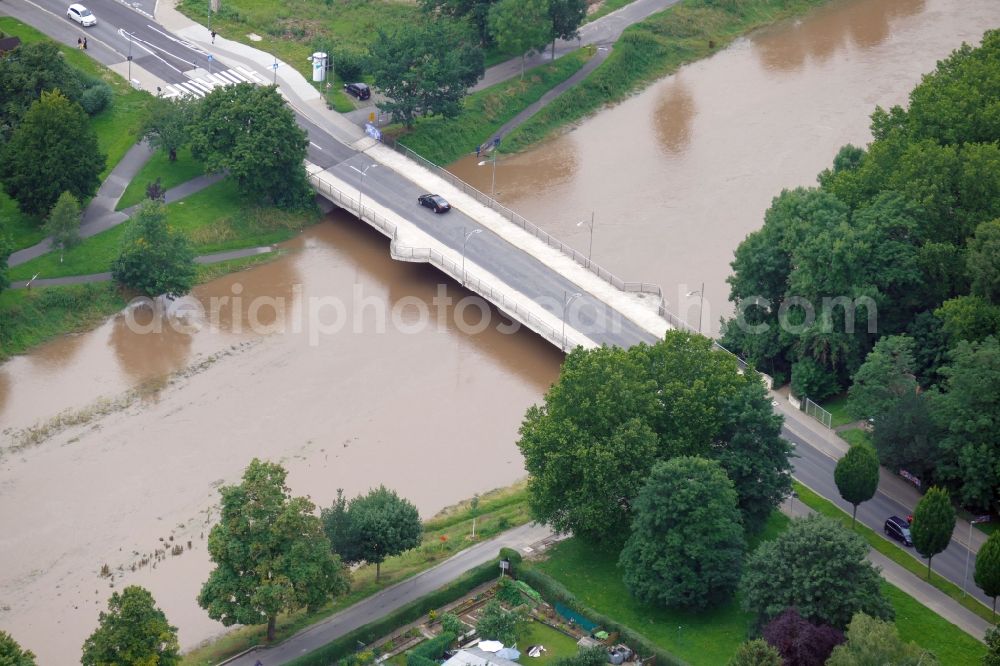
xmin=722 ymin=29 xmax=1000 ymax=511
xmin=369 ymin=0 xmax=586 ymax=127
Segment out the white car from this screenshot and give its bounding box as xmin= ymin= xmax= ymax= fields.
xmin=67 ymin=4 xmax=97 ymax=27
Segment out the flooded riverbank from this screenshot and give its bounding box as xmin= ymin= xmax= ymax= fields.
xmin=449 ymin=0 xmax=1000 ymax=336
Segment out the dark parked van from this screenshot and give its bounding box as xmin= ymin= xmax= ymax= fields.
xmin=885 ymin=516 xmax=913 ymax=547
xmin=344 ymin=82 xmax=371 ymax=100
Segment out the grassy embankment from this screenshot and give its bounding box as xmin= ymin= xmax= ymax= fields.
xmin=503 ymin=0 xmax=830 ymax=153
xmin=181 ymin=483 xmax=532 ymax=665
xmin=534 ymin=512 xmax=987 ymax=665
xmin=0 ymin=17 xmax=154 ymax=251
xmin=388 ymin=49 xmax=592 ymax=165
xmin=117 ymin=147 xmax=207 ymax=211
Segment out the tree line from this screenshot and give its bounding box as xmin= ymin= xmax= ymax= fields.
xmin=721 ymin=29 xmax=1000 ymax=512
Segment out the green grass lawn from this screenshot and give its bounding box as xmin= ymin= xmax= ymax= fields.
xmin=182 ymin=483 xmax=533 ymax=665
xmin=117 ymin=148 xmax=206 ymax=211
xmin=533 ymin=513 xmax=790 ymax=666
xmin=1 ymin=190 xmax=45 ymax=251
xmin=9 ymin=180 xmax=315 ymax=281
xmin=838 ymin=427 xmax=872 ymax=449
xmin=388 ymin=49 xmax=591 ymax=166
xmin=517 ymin=621 xmax=584 ymax=665
xmin=793 ymin=481 xmax=998 ymax=627
xmin=0 ymin=284 xmax=126 ymax=361
xmin=822 ymin=393 xmax=856 ymax=428
xmin=885 ymin=583 xmax=987 ymax=664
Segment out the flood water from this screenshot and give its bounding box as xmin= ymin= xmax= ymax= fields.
xmin=450 ymin=0 xmax=1000 ymax=336
xmin=0 ymin=217 xmax=562 ymax=662
xmin=3 ymin=0 xmax=1000 ymax=662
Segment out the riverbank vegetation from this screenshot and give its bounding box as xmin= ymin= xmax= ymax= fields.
xmin=502 ymin=0 xmax=829 ymax=153
xmin=722 ymin=29 xmax=1000 ymax=513
xmin=181 ymin=482 xmax=531 ymax=665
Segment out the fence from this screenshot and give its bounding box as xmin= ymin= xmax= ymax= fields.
xmin=308 ymin=170 xmax=577 ymax=351
xmin=803 ymin=397 xmax=833 ymax=429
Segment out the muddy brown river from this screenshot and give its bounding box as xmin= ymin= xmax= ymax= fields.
xmin=2 ymin=0 xmax=999 ymax=662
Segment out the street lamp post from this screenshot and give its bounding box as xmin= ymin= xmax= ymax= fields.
xmin=686 ymin=282 xmax=705 ymax=334
xmin=462 ymin=228 xmax=482 ymax=286
xmin=127 ymin=32 xmax=133 ymax=81
xmin=562 ymin=290 xmax=582 ymax=351
xmin=576 ymin=211 xmax=595 ymax=263
xmin=963 ymin=517 xmax=989 ymax=596
xmin=348 ymin=164 xmax=378 ymax=218
xmin=477 ymin=150 xmax=498 ymax=199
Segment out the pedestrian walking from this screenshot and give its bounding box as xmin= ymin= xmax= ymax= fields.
xmin=77 ymin=37 xmax=83 ymax=49
xmin=83 ymin=37 xmax=88 ymax=50
xmin=211 ymin=30 xmax=216 ymax=43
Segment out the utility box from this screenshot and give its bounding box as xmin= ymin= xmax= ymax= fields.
xmin=311 ymin=52 xmax=328 ymax=82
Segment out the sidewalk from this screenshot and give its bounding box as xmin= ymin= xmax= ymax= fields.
xmin=781 ymin=496 xmax=990 ymax=642
xmin=772 ymin=387 xmax=990 ymax=555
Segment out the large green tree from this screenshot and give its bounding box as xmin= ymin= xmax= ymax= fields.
xmin=44 ymin=191 xmax=82 ymax=260
xmin=0 ymin=41 xmax=85 ymax=141
xmin=188 ymin=83 xmax=311 ymax=208
xmin=518 ymin=331 xmax=787 ymax=541
xmin=825 ymin=613 xmax=938 ymax=666
xmin=111 ymin=200 xmax=196 ymax=299
xmin=0 ymin=89 xmax=104 ymax=217
xmin=871 ymin=391 xmax=938 ymax=481
xmin=985 ymin=626 xmax=1000 ymax=666
xmin=198 ymin=459 xmax=350 ymax=642
xmin=369 ymin=21 xmax=484 ymax=127
xmin=911 ymin=486 xmax=956 ymax=580
xmin=728 ymin=639 xmax=782 ymax=666
xmin=81 ymin=586 xmax=179 ymax=666
xmin=0 ymin=631 xmax=36 ymax=666
xmin=0 ymin=235 xmax=11 ymax=297
xmin=475 ymin=599 xmax=523 ymax=645
xmin=333 ymin=485 xmax=422 ymax=580
xmin=968 ymin=219 xmax=1000 ymax=302
xmin=739 ymin=515 xmax=892 ymax=628
xmin=419 ymin=0 xmax=497 ymax=46
xmin=834 ymin=444 xmax=880 ymax=527
xmin=141 ymin=96 xmax=193 ymax=162
xmin=975 ymin=531 xmax=1000 ymax=616
xmin=488 ymin=0 xmax=551 ymax=79
xmin=847 ymin=335 xmax=918 ymax=421
xmin=931 ymin=337 xmax=1000 ymax=509
xmin=619 ymin=457 xmax=744 ymax=609
xmin=547 ymin=0 xmax=586 ymax=59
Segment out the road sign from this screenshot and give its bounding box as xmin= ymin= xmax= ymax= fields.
xmin=207 ymin=54 xmax=213 ymax=61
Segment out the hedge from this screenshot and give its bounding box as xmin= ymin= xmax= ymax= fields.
xmin=516 ymin=568 xmax=688 ymax=666
xmin=407 ymin=631 xmax=456 ymax=666
xmin=284 ymin=555 xmax=503 ymax=666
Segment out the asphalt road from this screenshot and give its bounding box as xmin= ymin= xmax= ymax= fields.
xmin=784 ymin=426 xmax=992 ymax=607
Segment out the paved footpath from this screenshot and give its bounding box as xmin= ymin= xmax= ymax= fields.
xmin=223 ymin=523 xmax=554 ymax=666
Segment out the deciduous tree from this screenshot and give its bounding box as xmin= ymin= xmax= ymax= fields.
xmin=985 ymin=626 xmax=1000 ymax=666
xmin=728 ymin=639 xmax=782 ymax=666
xmin=0 ymin=41 xmax=85 ymax=141
xmin=336 ymin=485 xmax=422 ymax=580
xmin=44 ymin=191 xmax=82 ymax=261
xmin=475 ymin=599 xmax=522 ymax=645
xmin=188 ymin=84 xmax=311 ymax=208
xmin=81 ymin=586 xmax=179 ymax=666
xmin=0 ymin=236 xmax=12 ymax=297
xmin=111 ymin=200 xmax=195 ymax=299
xmin=825 ymin=612 xmax=937 ymax=666
xmin=368 ymin=22 xmax=484 ymax=127
xmin=847 ymin=336 xmax=918 ymax=421
xmin=911 ymin=486 xmax=956 ymax=580
xmin=975 ymin=532 xmax=1000 ymax=617
xmin=0 ymin=90 xmax=104 ymax=217
xmin=871 ymin=391 xmax=937 ymax=481
xmin=0 ymin=631 xmax=36 ymax=666
xmin=834 ymin=444 xmax=880 ymax=527
xmin=620 ymin=457 xmax=744 ymax=609
xmin=740 ymin=515 xmax=892 ymax=628
xmin=488 ymin=0 xmax=551 ymax=79
xmin=968 ymin=219 xmax=1000 ymax=303
xmin=141 ymin=96 xmax=193 ymax=162
xmin=547 ymin=0 xmax=586 ymax=59
xmin=198 ymin=459 xmax=350 ymax=642
xmin=761 ymin=608 xmax=844 ymax=666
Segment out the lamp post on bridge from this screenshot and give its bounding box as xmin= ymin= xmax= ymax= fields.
xmin=576 ymin=211 xmax=595 ymax=263
xmin=462 ymin=227 xmax=482 ymax=286
xmin=562 ymin=290 xmax=582 ymax=352
xmin=686 ymin=282 xmax=705 ymax=335
xmin=347 ymin=163 xmax=378 ymax=219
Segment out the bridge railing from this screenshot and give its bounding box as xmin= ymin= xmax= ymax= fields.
xmin=308 ymin=169 xmax=576 ymax=350
xmin=383 ymin=138 xmax=667 ymax=302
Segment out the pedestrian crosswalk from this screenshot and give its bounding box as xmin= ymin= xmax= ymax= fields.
xmin=160 ymin=66 xmax=269 ymax=99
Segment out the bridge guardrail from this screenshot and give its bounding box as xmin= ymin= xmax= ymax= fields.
xmin=308 ymin=170 xmax=577 ymax=351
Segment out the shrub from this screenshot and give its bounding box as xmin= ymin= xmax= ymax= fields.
xmin=80 ymin=83 xmax=114 ymax=115
xmin=335 ymin=50 xmax=366 ymax=82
